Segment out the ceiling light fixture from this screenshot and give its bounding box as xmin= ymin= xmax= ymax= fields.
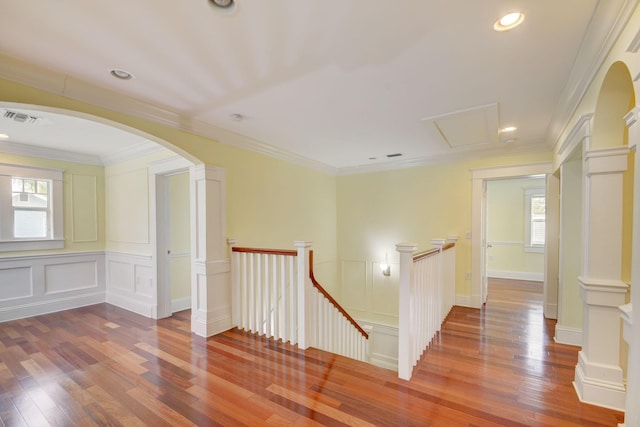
xmin=110 ymin=69 xmax=134 ymax=80
xmin=500 ymin=126 xmax=517 ymax=133
xmin=494 ymin=12 xmax=525 ymax=32
xmin=208 ymin=0 xmax=237 ymax=14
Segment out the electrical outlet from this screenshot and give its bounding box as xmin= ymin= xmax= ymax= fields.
xmin=465 ymin=272 xmax=471 ymax=280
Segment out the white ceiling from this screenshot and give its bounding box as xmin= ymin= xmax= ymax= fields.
xmin=0 ymin=0 xmax=635 ymax=172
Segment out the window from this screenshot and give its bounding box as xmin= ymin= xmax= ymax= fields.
xmin=0 ymin=164 xmax=63 ymax=251
xmin=525 ymin=188 xmax=545 ymax=253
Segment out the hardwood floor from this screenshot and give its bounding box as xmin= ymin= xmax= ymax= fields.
xmin=0 ymin=279 xmax=625 ymax=426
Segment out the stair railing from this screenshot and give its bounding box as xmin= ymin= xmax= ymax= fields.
xmin=397 ymin=237 xmax=457 ymax=380
xmin=229 ymin=240 xmax=368 ymax=361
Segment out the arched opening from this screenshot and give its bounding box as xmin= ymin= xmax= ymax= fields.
xmin=0 ymin=102 xmax=200 ymax=329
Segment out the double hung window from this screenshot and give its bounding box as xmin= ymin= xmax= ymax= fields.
xmin=0 ymin=164 xmax=63 ymax=251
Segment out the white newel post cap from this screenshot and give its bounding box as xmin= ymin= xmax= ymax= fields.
xmin=227 ymin=238 xmax=238 ymax=247
xmin=431 ymin=238 xmax=446 ymax=248
xmin=294 ymin=241 xmax=312 ymax=249
xmin=447 ymin=235 xmax=459 ymax=243
xmin=396 ymin=243 xmax=418 ymax=253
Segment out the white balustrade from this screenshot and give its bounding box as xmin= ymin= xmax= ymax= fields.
xmin=230 ymin=240 xmax=368 ymax=362
xmin=397 ymin=238 xmax=457 ymax=380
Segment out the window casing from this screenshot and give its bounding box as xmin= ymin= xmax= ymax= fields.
xmin=525 ymin=188 xmax=545 ymax=253
xmin=0 ymin=164 xmax=63 ymax=251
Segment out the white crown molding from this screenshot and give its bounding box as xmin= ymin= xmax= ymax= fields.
xmin=338 ymin=143 xmax=551 ymax=176
xmin=0 ymin=54 xmax=338 ymax=176
xmin=549 ymin=0 xmax=640 ymax=151
xmin=0 ymin=140 xmax=102 ymax=165
xmin=101 ymin=140 xmax=166 ymax=166
xmin=557 ymin=113 xmax=593 ymax=157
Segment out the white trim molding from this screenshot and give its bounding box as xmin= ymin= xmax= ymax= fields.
xmin=555 ymin=325 xmax=583 ymax=346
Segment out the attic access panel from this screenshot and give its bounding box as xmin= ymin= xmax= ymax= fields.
xmin=422 ymin=103 xmax=500 ymax=149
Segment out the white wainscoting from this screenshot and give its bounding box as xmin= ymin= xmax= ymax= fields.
xmin=105 ymin=252 xmax=156 ymax=318
xmin=358 ymin=319 xmax=399 ymax=371
xmin=0 ymin=252 xmax=105 ymax=322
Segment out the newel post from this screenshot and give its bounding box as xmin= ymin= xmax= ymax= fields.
xmin=397 ymin=243 xmax=417 ymax=381
xmin=295 ymin=241 xmax=312 ymax=349
xmin=227 ymin=238 xmax=239 ymax=327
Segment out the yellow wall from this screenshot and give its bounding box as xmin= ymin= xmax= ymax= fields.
xmin=0 ymin=152 xmax=105 ymax=255
xmin=559 ymin=153 xmax=583 ymax=330
xmin=486 ymin=177 xmax=545 ymax=277
xmin=336 ymin=151 xmax=552 ymax=325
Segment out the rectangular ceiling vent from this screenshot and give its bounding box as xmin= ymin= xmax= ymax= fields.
xmin=2 ymin=109 xmax=42 ymax=125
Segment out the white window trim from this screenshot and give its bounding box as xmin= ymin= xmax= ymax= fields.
xmin=524 ymin=187 xmax=545 ymax=253
xmin=0 ymin=163 xmax=64 ymax=251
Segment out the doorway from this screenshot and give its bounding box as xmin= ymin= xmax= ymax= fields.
xmin=471 ymin=162 xmax=554 ymax=309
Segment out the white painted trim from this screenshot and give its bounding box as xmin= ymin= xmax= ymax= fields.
xmin=471 ymin=162 xmax=553 ymax=309
xmin=0 ymin=140 xmax=102 ymax=165
xmin=102 ymin=141 xmax=166 ymax=166
xmin=0 ymin=291 xmax=105 ymax=322
xmin=549 ymin=0 xmax=639 ymax=151
xmin=545 ymin=303 xmax=558 ymax=319
xmin=106 ymin=291 xmax=155 ymax=318
xmin=557 ymin=113 xmax=593 ymax=158
xmin=555 ymin=325 xmax=583 ymax=346
xmin=487 ymin=270 xmax=544 ymax=282
xmin=455 ymin=294 xmax=474 ymax=308
xmin=172 ymin=297 xmax=191 ymax=313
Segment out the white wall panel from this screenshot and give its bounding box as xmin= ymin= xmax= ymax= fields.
xmin=0 ymin=266 xmax=33 ymax=300
xmin=45 ymin=261 xmax=97 ymax=294
xmin=341 ymin=260 xmax=367 ymax=312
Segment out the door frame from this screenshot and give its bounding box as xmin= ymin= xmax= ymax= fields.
xmin=149 ymin=156 xmax=194 ymax=319
xmin=470 ymin=162 xmax=553 ymax=308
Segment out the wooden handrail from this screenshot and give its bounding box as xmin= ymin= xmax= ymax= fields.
xmin=443 ymin=242 xmax=455 ymax=251
xmin=232 ymin=247 xmax=297 ymax=256
xmin=412 ymin=247 xmax=440 ymax=262
xmin=309 ymin=251 xmax=369 ymax=340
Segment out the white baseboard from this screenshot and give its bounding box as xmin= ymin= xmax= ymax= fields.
xmin=370 ymin=352 xmax=398 ymax=371
xmin=0 ymin=292 xmax=105 ymax=322
xmin=106 ymin=291 xmax=155 ymax=319
xmin=555 ymin=325 xmax=583 ymax=346
xmin=172 ymin=297 xmax=191 ymax=313
xmin=455 ymin=294 xmax=474 ymax=308
xmin=544 ymin=303 xmax=558 ymax=319
xmin=488 ymin=270 xmax=543 ymax=282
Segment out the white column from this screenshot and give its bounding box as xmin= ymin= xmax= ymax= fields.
xmin=574 ymin=146 xmax=629 ymax=411
xmin=396 ymin=243 xmax=417 ymax=381
xmin=295 ymin=241 xmax=312 ymax=349
xmin=619 ymin=107 xmax=640 ymax=427
xmin=190 ymin=164 xmax=231 ymax=337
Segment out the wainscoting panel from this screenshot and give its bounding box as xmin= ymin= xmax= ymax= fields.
xmin=45 ymin=261 xmax=98 ymax=294
xmin=341 ymin=260 xmax=367 ymax=312
xmin=0 ymin=252 xmax=105 ymax=322
xmin=105 ymin=252 xmax=155 ymax=318
xmin=358 ymin=319 xmax=398 ymax=371
xmin=0 ymin=266 xmax=33 ymax=301
xmin=371 ymin=261 xmax=399 ymax=317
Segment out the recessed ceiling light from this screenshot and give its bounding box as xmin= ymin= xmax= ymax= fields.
xmin=110 ymin=69 xmax=134 ymax=80
xmin=500 ymin=126 xmax=517 ymax=133
xmin=208 ymin=0 xmax=237 ymax=13
xmin=230 ymin=113 xmax=244 ymax=122
xmin=494 ymin=12 xmax=525 ymax=32
xmin=0 ymin=133 xmax=8 ymax=139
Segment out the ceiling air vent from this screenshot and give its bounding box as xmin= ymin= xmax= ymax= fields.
xmin=2 ymin=109 xmax=42 ymax=125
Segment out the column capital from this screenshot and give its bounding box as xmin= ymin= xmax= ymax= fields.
xmin=584 ymin=146 xmax=629 ymax=175
xmin=578 ymin=276 xmax=629 ymax=307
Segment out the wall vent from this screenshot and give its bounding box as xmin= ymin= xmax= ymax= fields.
xmin=2 ymin=109 xmax=42 ymax=125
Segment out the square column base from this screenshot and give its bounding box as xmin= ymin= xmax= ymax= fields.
xmin=574 ymin=351 xmax=626 ymax=411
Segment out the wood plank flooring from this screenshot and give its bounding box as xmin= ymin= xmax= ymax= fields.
xmin=0 ymin=279 xmax=625 ymax=426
